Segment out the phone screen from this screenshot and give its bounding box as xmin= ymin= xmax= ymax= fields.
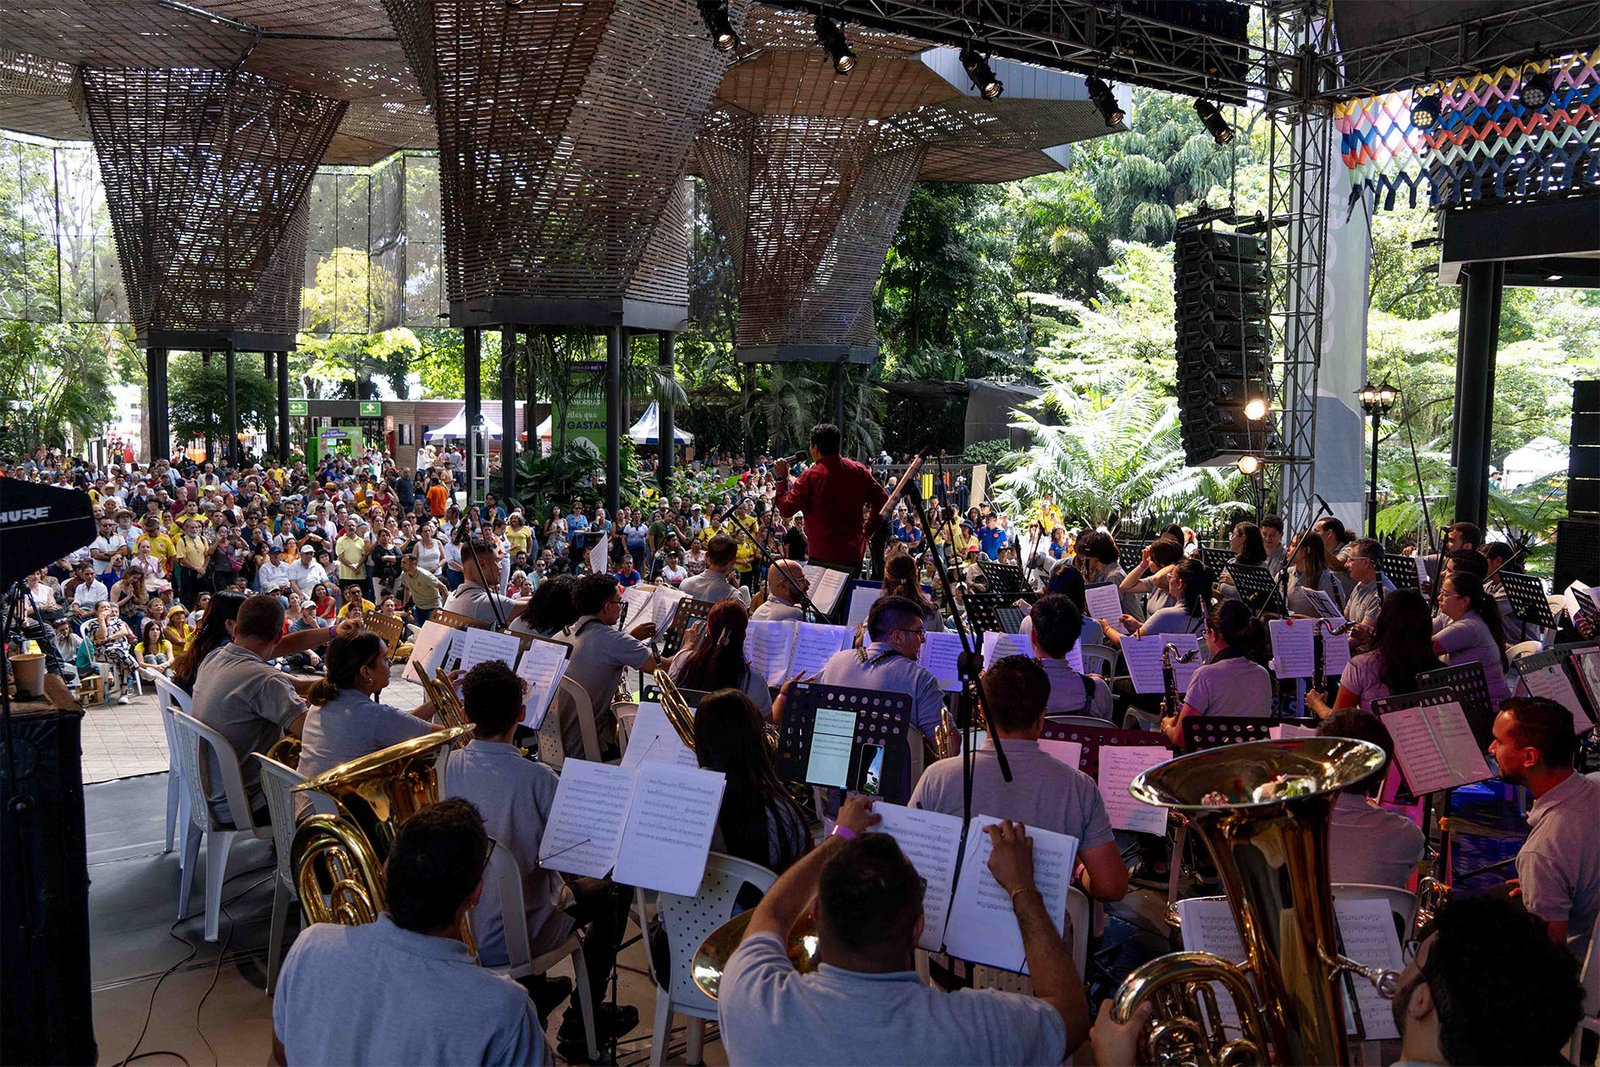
xmin=805 ymin=708 xmax=857 ymax=788
xmin=857 ymin=743 xmax=885 ymax=796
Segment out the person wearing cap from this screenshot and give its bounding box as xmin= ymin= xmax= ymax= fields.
xmin=286 ymin=545 xmax=328 ymax=598
xmin=257 ymin=545 xmax=292 ymax=596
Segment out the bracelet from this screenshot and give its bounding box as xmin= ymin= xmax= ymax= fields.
xmin=829 ymin=825 xmax=856 ymax=841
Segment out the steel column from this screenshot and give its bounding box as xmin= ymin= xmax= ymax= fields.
xmin=606 ymin=326 xmax=622 ymax=516
xmin=277 ymin=350 xmax=291 ymax=461
xmin=225 ymin=346 xmax=239 ymax=466
xmin=263 ymin=352 xmax=277 ymax=457
xmin=147 ymin=348 xmax=169 ymax=464
xmin=658 ymin=331 xmax=675 ymax=492
xmin=500 ymin=325 xmax=517 ymax=503
xmin=1453 ymin=261 xmax=1504 ymax=531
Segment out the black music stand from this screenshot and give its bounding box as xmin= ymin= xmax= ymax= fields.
xmin=1118 ymin=545 xmax=1144 ymax=573
xmin=774 ymin=682 xmax=915 ymax=803
xmin=964 ymin=592 xmax=1030 ymax=636
xmin=1512 ymin=646 xmax=1596 ymax=724
xmin=1039 ymin=721 xmax=1172 ymax=779
xmin=1198 ymin=546 xmax=1232 ymax=574
xmin=1182 ymin=716 xmax=1276 ymax=754
xmin=1380 ymin=553 xmax=1420 ymax=591
xmin=658 ymin=596 xmax=715 ymax=657
xmin=1229 ymin=563 xmax=1287 ymax=616
xmin=976 ymin=557 xmax=1027 ymax=594
xmin=1498 ymin=571 xmax=1557 ymax=630
xmin=1417 ymin=661 xmax=1495 ymax=754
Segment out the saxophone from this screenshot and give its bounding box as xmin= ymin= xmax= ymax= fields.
xmin=1160 ymin=642 xmax=1200 ymax=720
xmin=1311 ymin=620 xmax=1357 ymax=692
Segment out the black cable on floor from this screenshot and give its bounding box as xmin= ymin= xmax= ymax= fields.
xmin=195 ymin=871 xmax=273 ymax=1066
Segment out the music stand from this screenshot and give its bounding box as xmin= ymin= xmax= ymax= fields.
xmin=1417 ymin=661 xmax=1495 ymax=754
xmin=976 ymin=557 xmax=1027 ymax=593
xmin=1118 ymin=545 xmax=1144 ymax=573
xmin=773 ymin=682 xmax=915 ymax=803
xmin=1199 ymin=546 xmax=1232 ymax=574
xmin=1498 ymin=570 xmax=1557 ymax=630
xmin=1512 ymin=646 xmax=1596 ymax=729
xmin=1182 ymin=716 xmax=1275 ymax=754
xmin=964 ymin=592 xmax=1030 ymax=636
xmin=1039 ymin=721 xmax=1171 ymax=779
xmin=1379 ymin=554 xmax=1420 ymax=591
xmin=1229 ymin=563 xmax=1287 ymax=616
xmin=658 ymin=597 xmax=715 ymax=657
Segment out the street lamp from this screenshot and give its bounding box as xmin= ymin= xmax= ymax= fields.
xmin=1357 ymin=378 xmax=1397 ymax=537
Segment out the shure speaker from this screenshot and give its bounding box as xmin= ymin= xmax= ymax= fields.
xmin=1568 ymin=381 xmax=1599 ymax=519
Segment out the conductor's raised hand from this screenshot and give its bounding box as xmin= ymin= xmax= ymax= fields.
xmin=773 ymin=457 xmax=789 ymax=481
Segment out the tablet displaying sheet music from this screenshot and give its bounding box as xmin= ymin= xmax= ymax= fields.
xmin=1375 ymin=688 xmax=1492 ymax=795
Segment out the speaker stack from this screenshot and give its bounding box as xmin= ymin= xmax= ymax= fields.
xmin=1174 ymin=221 xmax=1271 ymax=466
xmin=1555 ymin=380 xmax=1600 ymax=592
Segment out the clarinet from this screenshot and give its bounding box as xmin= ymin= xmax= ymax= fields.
xmin=1160 ymin=642 xmax=1200 ymax=719
xmin=1313 ymin=618 xmax=1357 ymax=693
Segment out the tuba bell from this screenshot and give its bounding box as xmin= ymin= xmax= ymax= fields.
xmin=291 ymin=726 xmax=473 ymax=932
xmin=1112 ymin=737 xmax=1396 ymax=1066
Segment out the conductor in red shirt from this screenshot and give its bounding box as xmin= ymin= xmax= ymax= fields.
xmin=773 ymin=423 xmax=888 ymax=571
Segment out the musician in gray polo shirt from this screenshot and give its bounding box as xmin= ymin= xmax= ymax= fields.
xmin=719 ymin=796 xmax=1087 ymax=1064
xmin=817 ymin=596 xmax=945 ymax=745
xmin=553 ymin=573 xmax=669 ymax=757
xmin=272 ymin=799 xmax=549 ymax=1066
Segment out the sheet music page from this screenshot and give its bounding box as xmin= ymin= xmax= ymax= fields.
xmin=1097 ymin=746 xmax=1171 ymax=834
xmin=943 ymin=816 xmax=1075 ymax=974
xmin=612 ymin=764 xmax=727 ymax=896
xmin=745 ymin=619 xmax=798 ymax=687
xmin=1038 ymin=739 xmax=1082 ymax=772
xmin=1175 ymin=897 xmax=1247 ymax=1029
xmin=402 ymin=620 xmax=456 ymax=683
xmin=1385 ymin=702 xmax=1489 ymax=794
xmin=918 ymin=630 xmax=966 ymax=692
xmin=1322 ymin=625 xmax=1353 ymax=680
xmin=1520 ymin=663 xmax=1593 ymax=731
xmin=1333 ymin=898 xmax=1405 ymax=1042
xmin=790 ymin=623 xmax=849 ymax=677
xmin=537 ymin=760 xmax=634 ymax=879
xmin=1121 ymin=633 xmax=1202 ymax=695
xmin=845 ymin=584 xmax=880 ymax=629
xmin=621 ymin=583 xmax=657 ymax=629
xmin=1415 ymin=556 xmax=1431 ymax=587
xmin=1084 ymin=582 xmax=1124 ymax=624
xmin=804 ymin=565 xmax=850 ymax=614
xmin=620 ymin=701 xmax=699 ymax=769
xmin=868 ymin=804 xmax=964 ymax=952
xmin=981 ymin=630 xmax=1032 ymax=670
xmin=587 ymin=535 xmax=608 ymax=576
xmin=1270 ymin=723 xmax=1319 ymax=739
xmin=1066 ymin=639 xmax=1085 ymax=674
xmin=456 ymin=626 xmax=524 ymax=672
xmin=1269 ymin=619 xmax=1317 ymax=679
xmin=1304 ymin=589 xmax=1346 ymax=621
xmin=651 ymin=587 xmax=688 ymax=632
xmin=515 ymin=639 xmax=570 ymax=729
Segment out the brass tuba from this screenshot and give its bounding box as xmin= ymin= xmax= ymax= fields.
xmin=1112 ymin=737 xmax=1396 ymax=1066
xmin=291 ymin=726 xmax=473 ymax=931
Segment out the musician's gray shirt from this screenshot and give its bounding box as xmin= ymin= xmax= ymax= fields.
xmin=679 ymin=568 xmax=750 ymax=607
xmin=442 ymin=580 xmax=520 ymax=628
xmin=1518 ymin=771 xmax=1600 ymax=962
xmin=553 ymin=615 xmax=651 ymax=754
xmin=911 ymin=738 xmax=1115 ymax=851
xmin=190 ymin=642 xmax=306 ymax=825
xmin=816 ymin=641 xmax=944 ymax=742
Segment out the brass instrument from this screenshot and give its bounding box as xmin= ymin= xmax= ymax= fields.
xmin=1160 ymin=643 xmax=1200 ymax=721
xmin=934 ymin=704 xmax=960 ymax=760
xmin=423 ymin=667 xmax=471 ymax=741
xmin=691 ymin=910 xmax=820 ymax=1000
xmin=1112 ymin=737 xmax=1395 ymax=1066
xmin=291 ymin=726 xmax=474 ymax=939
xmin=652 ymin=668 xmax=698 ymax=752
xmin=266 ymin=733 xmax=302 ymax=769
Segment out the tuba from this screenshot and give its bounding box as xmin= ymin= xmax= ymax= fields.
xmin=1112 ymin=737 xmax=1396 ymax=1066
xmin=291 ymin=726 xmax=473 ymax=933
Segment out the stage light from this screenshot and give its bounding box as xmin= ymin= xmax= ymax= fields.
xmin=960 ymin=46 xmax=1003 ymax=99
xmin=1194 ymin=98 xmax=1234 ymax=145
xmin=1410 ymin=89 xmax=1441 ymax=130
xmin=814 ymin=15 xmax=855 ymax=74
xmin=1244 ymin=396 xmax=1267 ymax=421
xmin=697 ymin=0 xmax=740 ymax=52
xmin=1520 ymin=66 xmax=1554 ymax=109
xmin=1087 ymin=76 xmax=1123 ymax=127
xmin=1237 ymin=455 xmax=1262 ymax=476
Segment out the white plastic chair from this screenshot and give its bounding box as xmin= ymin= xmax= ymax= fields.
xmin=255 ymin=754 xmax=309 ymax=996
xmin=1045 ymin=714 xmax=1115 ymax=731
xmin=171 ymin=710 xmax=274 ymax=941
xmin=146 ymin=671 xmax=190 ymax=859
xmin=642 ymin=852 xmax=778 ymax=1067
xmin=1079 ymin=642 xmax=1117 ymax=679
xmin=478 ymin=836 xmax=598 ymax=1060
xmin=537 ymin=677 xmax=602 ymax=769
xmin=1565 ymin=910 xmax=1600 ymax=1065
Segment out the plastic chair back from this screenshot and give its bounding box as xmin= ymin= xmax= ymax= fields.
xmin=656 ymin=852 xmax=778 ymax=1017
xmin=171 ymin=709 xmax=256 ymax=834
xmin=477 ymin=836 xmax=532 ymax=978
xmin=1079 ymin=642 xmax=1116 ymax=679
xmin=1331 ymin=882 xmax=1419 ymax=939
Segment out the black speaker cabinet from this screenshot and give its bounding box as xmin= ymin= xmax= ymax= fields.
xmin=1555 ymin=517 xmax=1600 ymax=595
xmin=0 ymin=706 xmax=95 ymax=1065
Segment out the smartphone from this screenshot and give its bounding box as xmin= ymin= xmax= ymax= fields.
xmin=857 ymin=742 xmax=885 ymax=796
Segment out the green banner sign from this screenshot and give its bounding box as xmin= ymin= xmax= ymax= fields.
xmin=359 ymin=401 xmax=382 ymax=417
xmin=556 ymin=398 xmax=608 ymax=460
xmin=288 ymin=400 xmax=308 ymax=416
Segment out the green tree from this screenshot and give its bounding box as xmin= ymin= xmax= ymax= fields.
xmin=0 ymin=321 xmax=121 ymax=452
xmin=167 ymin=352 xmax=277 ymax=453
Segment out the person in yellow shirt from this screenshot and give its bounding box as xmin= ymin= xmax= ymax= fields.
xmin=335 ymin=524 xmax=372 ymax=585
xmin=505 ymin=512 xmax=534 ymax=556
xmin=336 ymin=583 xmax=376 ymax=619
xmin=1036 ymin=492 xmax=1064 ymax=536
xmin=724 ymin=503 xmax=760 ymax=587
xmin=173 ymin=518 xmax=214 ymax=607
xmin=137 ymin=515 xmax=178 ymax=575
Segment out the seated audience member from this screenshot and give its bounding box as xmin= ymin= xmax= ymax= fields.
xmin=912 ymin=656 xmax=1127 ymax=903
xmin=1491 ymin=697 xmax=1600 ymax=961
xmin=336 ymin=583 xmax=375 ymax=620
xmin=693 ymin=689 xmax=810 ymax=872
xmin=718 ymin=797 xmax=1088 ymax=1065
xmin=878 ymin=553 xmax=944 ymax=633
xmin=444 ymin=661 xmax=635 ymax=1057
xmin=508 ymin=574 xmax=579 ymax=638
xmin=679 ymin=534 xmax=750 ymax=607
xmin=190 ymin=594 xmax=311 ymax=824
xmin=272 ymin=799 xmax=549 ymax=1066
xmin=1091 ymin=894 xmax=1582 ymax=1067
xmin=817 ymin=596 xmax=945 ymax=745
xmin=554 ymin=574 xmax=667 ymax=757
xmin=669 ymin=600 xmax=773 ymax=719
xmin=283 ymin=600 xmax=329 ymax=672
xmin=749 ymin=558 xmax=808 ymax=621
xmin=1307 ymin=589 xmax=1437 ymax=716
xmin=1028 ymin=594 xmax=1112 ymax=720
xmin=1163 ymin=601 xmax=1271 ymax=748
xmin=1344 ymin=538 xmax=1395 ymax=648
xmin=1316 ymin=710 xmax=1424 ymax=889
xmin=1433 ymin=571 xmax=1512 ymax=708
xmin=297 ymin=631 xmax=439 ymax=782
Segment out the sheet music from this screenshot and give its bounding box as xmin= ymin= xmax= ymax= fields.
xmin=1065 ymin=639 xmax=1085 ymax=675
xmin=1414 ymin=556 xmax=1430 ymax=587
xmin=918 ymin=630 xmax=966 ymax=692
xmin=612 ymin=764 xmax=726 ymax=896
xmin=1084 ymin=582 xmax=1125 ymax=625
xmin=1304 ymin=589 xmax=1346 ymax=622
xmin=515 ymin=639 xmax=570 ymax=729
xmin=1576 ymin=650 xmax=1600 ymax=709
xmin=621 ymin=583 xmax=657 ymax=629
xmin=537 ymin=760 xmax=633 ymax=878
xmin=790 ymin=623 xmax=850 ymax=677
xmin=1322 ymin=624 xmax=1353 ymax=679
xmin=1333 ymin=898 xmax=1405 ymax=1042
xmin=587 ymin=535 xmax=608 ymax=576
xmin=620 ymin=701 xmax=698 ymax=769
xmin=1097 ymin=746 xmax=1171 ymax=834
xmin=981 ymin=630 xmax=1032 ymax=670
xmin=803 ymin=565 xmax=851 ymax=614
xmin=943 ymin=816 xmax=1076 ymax=974
xmin=651 ymin=586 xmax=688 ymax=632
xmin=868 ymin=804 xmax=964 ymax=952
xmin=1269 ymin=723 xmax=1319 ymax=739
xmin=1121 ymin=633 xmax=1202 ymax=695
xmin=456 ymin=626 xmax=523 ymax=672
xmin=1268 ymin=619 xmax=1317 ymax=679
xmin=1175 ymin=897 xmax=1247 ymax=1030
xmin=745 ymin=619 xmax=798 ymax=687
xmin=402 ymin=619 xmax=456 ymax=683
xmin=1384 ymin=701 xmax=1491 ymax=794
xmin=845 ymin=583 xmax=880 ymax=629
xmin=1518 ymin=662 xmax=1593 ymax=732
xmin=1038 ymin=739 xmax=1082 ymax=771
